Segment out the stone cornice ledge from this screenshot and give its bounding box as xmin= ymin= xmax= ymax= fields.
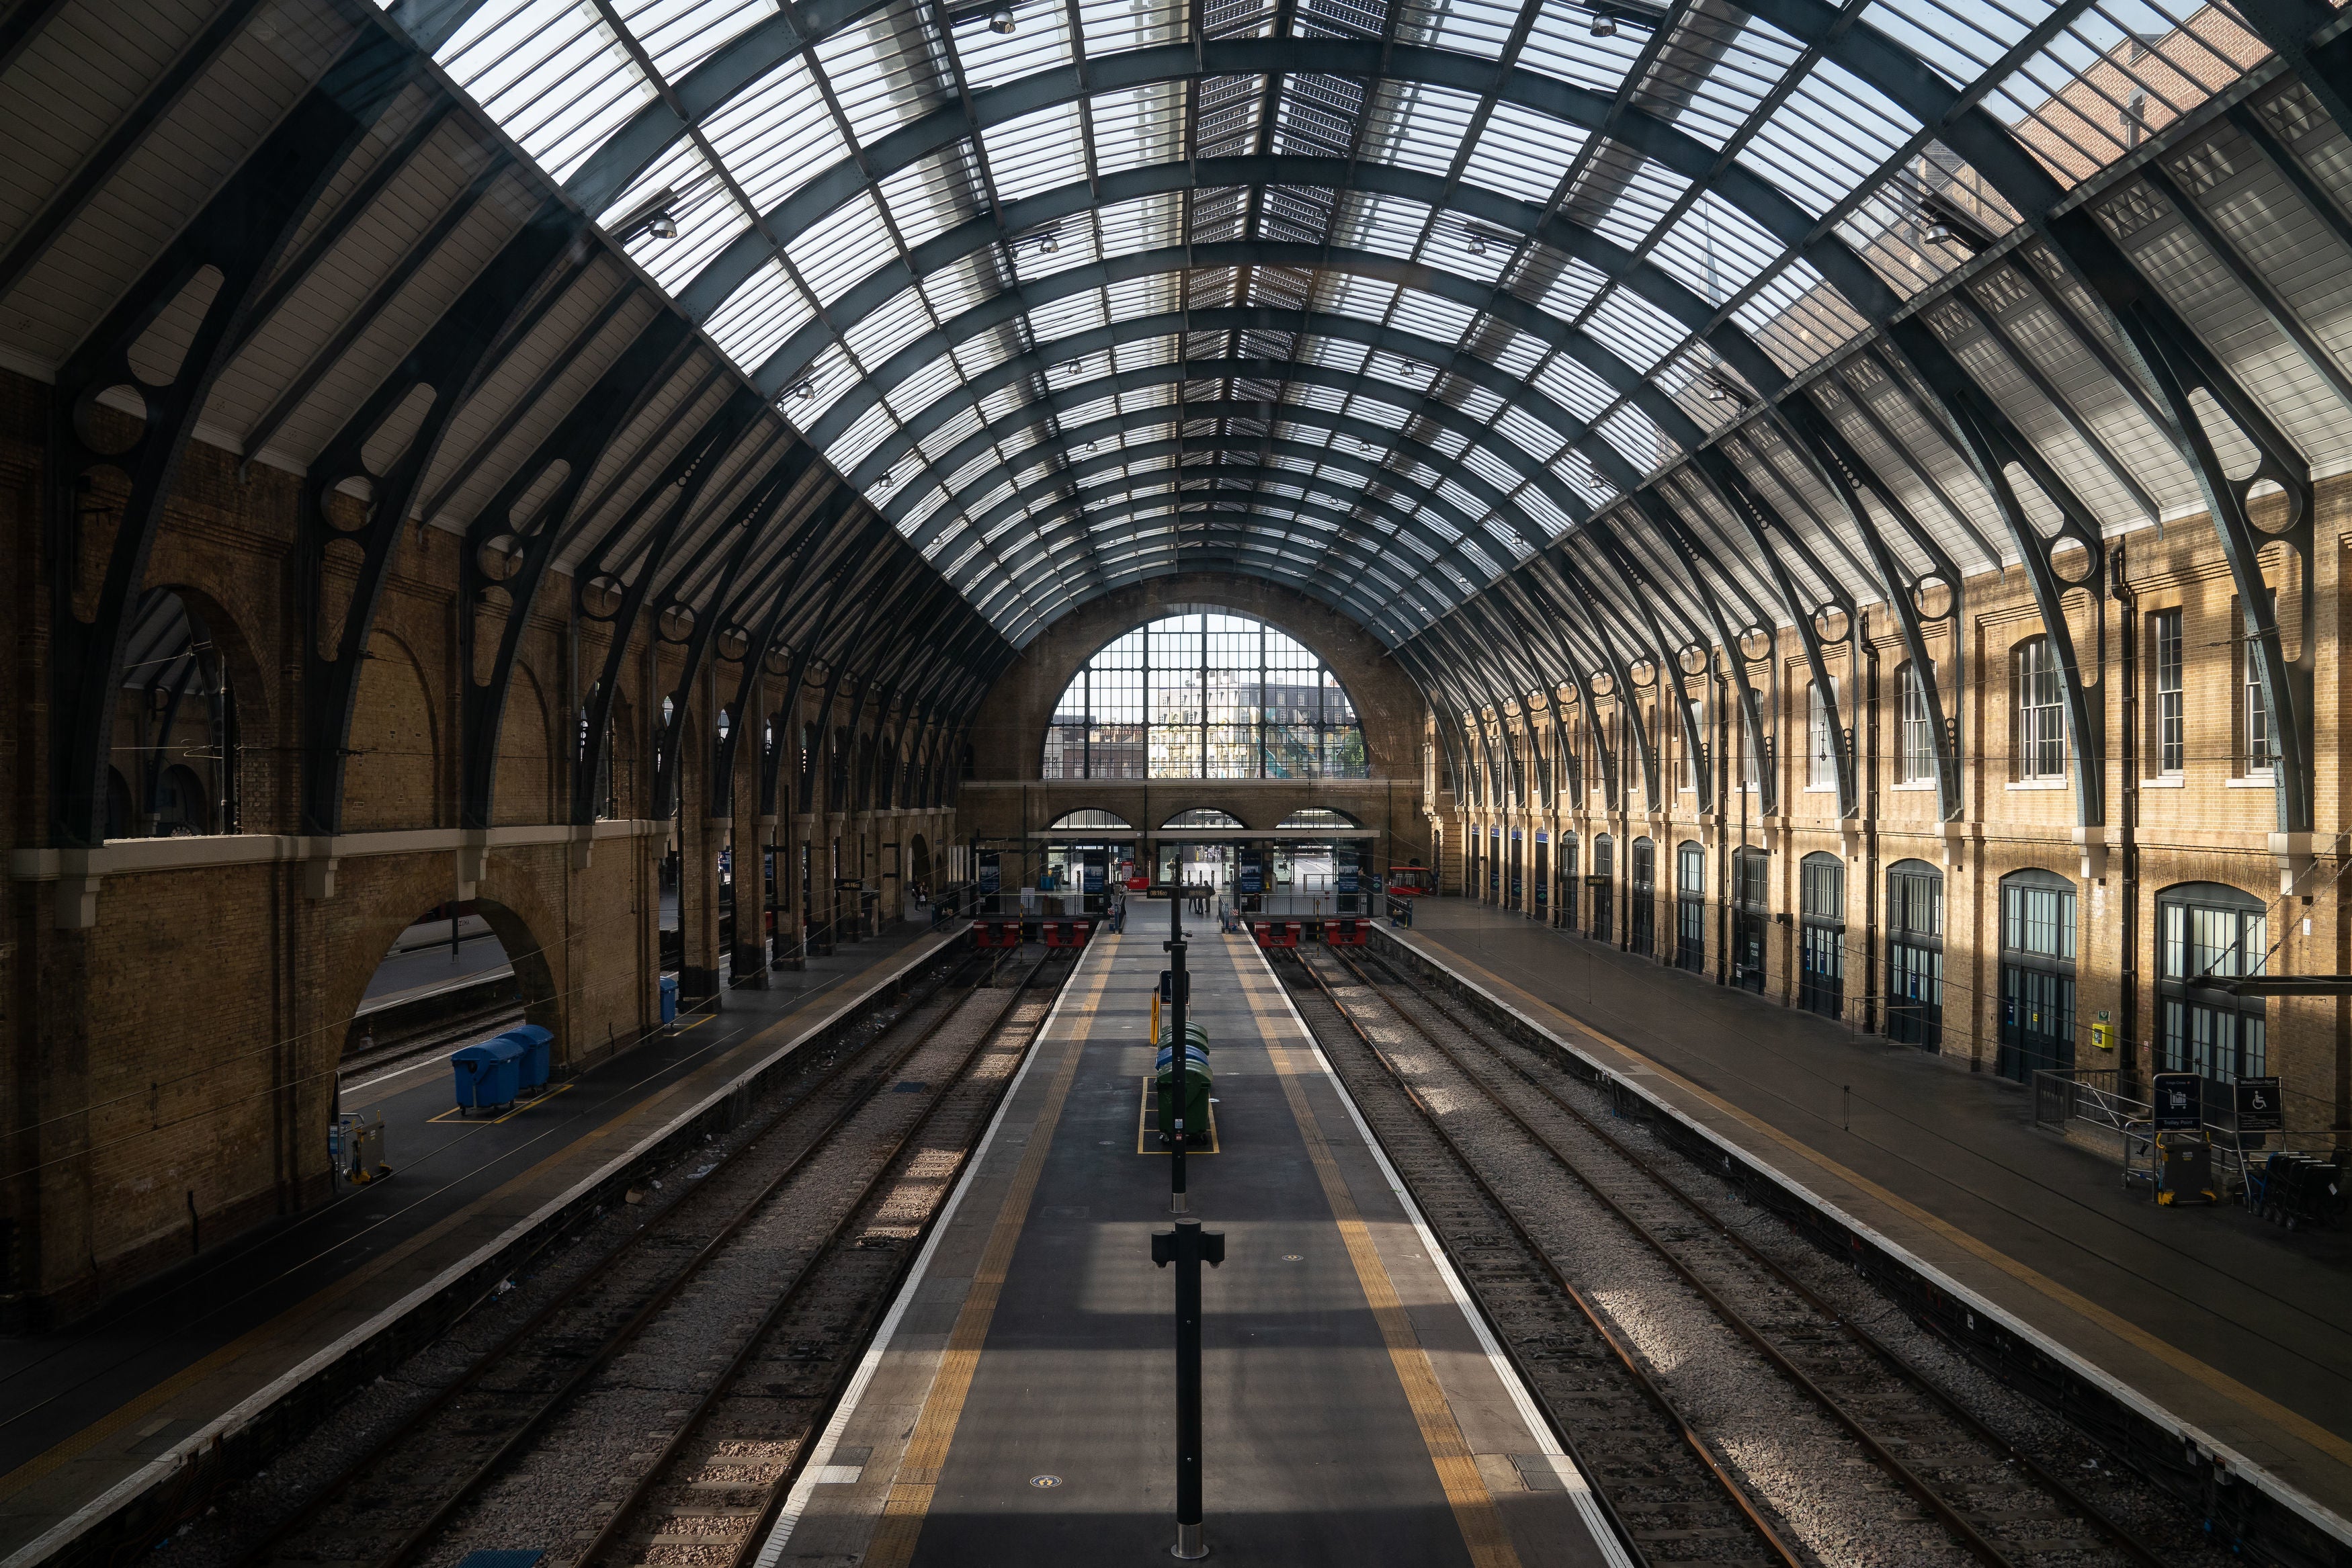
xmin=11 ymin=822 xmax=665 ymax=928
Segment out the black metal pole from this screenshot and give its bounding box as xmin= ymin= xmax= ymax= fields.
xmin=1152 ymin=1215 xmax=1224 ymax=1559
xmin=1167 ymin=888 xmax=1188 ymax=1213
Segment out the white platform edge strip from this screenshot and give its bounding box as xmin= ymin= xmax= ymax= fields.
xmin=1378 ymin=922 xmax=2352 ymax=1550
xmin=0 ymin=927 xmax=964 ymax=1568
xmin=1243 ymin=937 xmax=1641 ymax=1568
xmin=749 ymin=934 xmax=1106 ymax=1568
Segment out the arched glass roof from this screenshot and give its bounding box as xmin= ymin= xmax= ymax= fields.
xmin=401 ymin=0 xmax=2279 ymax=646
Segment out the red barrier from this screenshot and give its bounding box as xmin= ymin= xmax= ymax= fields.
xmin=1253 ymin=920 xmax=1302 ymax=949
xmin=1326 ymin=919 xmax=1366 ymax=947
xmin=974 ymin=919 xmax=1024 ymax=949
xmin=1043 ymin=918 xmax=1094 ymax=949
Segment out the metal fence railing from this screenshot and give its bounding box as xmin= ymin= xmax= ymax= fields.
xmin=2033 ymin=1067 xmax=2345 ymax=1222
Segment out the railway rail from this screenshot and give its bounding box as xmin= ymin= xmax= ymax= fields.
xmin=191 ymin=944 xmax=1075 ymax=1568
xmin=1284 ymin=943 xmax=2199 ymax=1568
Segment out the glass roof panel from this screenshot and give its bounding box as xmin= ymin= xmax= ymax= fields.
xmin=405 ymin=0 xmax=2284 ymax=640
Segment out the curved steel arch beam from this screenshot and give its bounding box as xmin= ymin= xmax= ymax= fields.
xmin=1002 ymin=538 xmax=1436 ymax=640
xmin=933 ymin=432 xmax=1502 ymax=604
xmin=810 ymin=243 xmax=1704 ymax=537
xmin=874 ymin=359 xmax=1601 ymax=570
xmin=753 ymin=157 xmax=1788 ymax=413
xmin=911 ymin=398 xmax=1536 ymax=589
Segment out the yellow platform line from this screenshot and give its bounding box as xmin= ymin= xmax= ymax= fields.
xmin=1238 ymin=977 xmax=1523 ymax=1568
xmin=860 ymin=959 xmax=1111 ymax=1568
xmin=424 ymin=1083 xmax=576 ymax=1124
xmin=1397 ymin=927 xmax=2352 ymax=1475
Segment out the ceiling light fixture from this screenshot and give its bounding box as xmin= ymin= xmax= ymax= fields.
xmin=1062 ymin=359 xmax=1083 ymax=373
xmin=644 ymin=211 xmax=679 ymax=240
xmin=1591 ymin=11 xmax=1618 ymax=36
xmin=989 ymin=5 xmax=1015 ymax=30
xmin=1038 ymin=232 xmax=1059 ymax=253
xmin=1466 ymin=231 xmax=1488 ymax=256
xmin=788 ymin=379 xmax=814 ymax=400
xmin=1923 ymin=220 xmax=1954 ymax=245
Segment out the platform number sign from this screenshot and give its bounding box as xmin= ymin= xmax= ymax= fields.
xmin=2234 ymin=1076 xmax=2284 ymax=1133
xmin=2150 ymin=1073 xmax=2202 ymax=1131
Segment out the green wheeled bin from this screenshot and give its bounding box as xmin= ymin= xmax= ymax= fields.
xmin=1155 ymin=1022 xmax=1212 ymax=1146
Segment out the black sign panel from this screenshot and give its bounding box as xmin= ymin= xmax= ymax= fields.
xmin=1159 ymin=969 xmax=1191 ymax=1004
xmin=2234 ymin=1076 xmax=2284 ymax=1133
xmin=2150 ymin=1073 xmax=2203 ymax=1131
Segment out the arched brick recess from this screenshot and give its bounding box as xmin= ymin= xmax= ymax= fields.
xmin=966 ymin=574 xmax=1423 ymax=781
xmin=494 ymin=659 xmax=554 ymax=826
xmin=343 ymin=630 xmax=440 ymax=832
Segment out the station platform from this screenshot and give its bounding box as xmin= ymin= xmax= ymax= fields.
xmin=0 ymin=919 xmax=959 ymax=1561
xmin=758 ymin=924 xmax=1622 ymax=1568
xmin=1391 ymin=897 xmax=2352 ymax=1540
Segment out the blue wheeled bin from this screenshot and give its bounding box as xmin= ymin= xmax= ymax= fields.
xmin=497 ymin=1025 xmax=553 ymax=1094
xmin=660 ymin=973 xmax=679 ymax=1025
xmin=450 ymin=1037 xmax=523 ymax=1115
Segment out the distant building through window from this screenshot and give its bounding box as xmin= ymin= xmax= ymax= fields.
xmin=1042 ymin=611 xmax=1368 ymax=780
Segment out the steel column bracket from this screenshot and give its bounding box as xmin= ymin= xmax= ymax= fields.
xmin=2040 ymin=211 xmax=2318 ymax=836
xmin=1691 ymin=450 xmax=1859 ymax=818
xmin=1876 ymin=333 xmax=2110 ymax=829
xmin=1779 ymin=396 xmax=1965 ymax=822
xmin=45 ymin=33 xmax=411 ymax=847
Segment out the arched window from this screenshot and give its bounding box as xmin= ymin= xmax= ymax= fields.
xmin=1999 ymin=869 xmax=2078 ymax=1081
xmin=1591 ymin=834 xmax=1614 ymax=944
xmin=1675 ymin=841 xmax=1706 ymax=972
xmin=1732 ymin=846 xmax=1769 ymax=993
xmin=2014 ymin=637 xmax=2066 ymax=782
xmin=2158 ymin=883 xmax=2269 ymax=1084
xmin=1806 ymin=677 xmax=1839 ymax=791
xmin=1896 ymin=662 xmax=1935 ymax=786
xmin=1886 ymin=860 xmax=1944 ymax=1050
xmin=1049 ymin=809 xmax=1133 ymax=830
xmin=1042 ymin=611 xmax=1367 ymax=779
xmin=1161 ymin=808 xmax=1245 ymax=829
xmin=1629 ymin=837 xmax=1656 ymax=957
xmin=1799 ymin=852 xmax=1844 ymax=1018
xmin=1277 ymin=808 xmax=1359 ymax=828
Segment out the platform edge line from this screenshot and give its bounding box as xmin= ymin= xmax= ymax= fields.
xmin=1237 ymin=943 xmax=1637 ymax=1568
xmin=1378 ymin=921 xmax=2352 ymax=1549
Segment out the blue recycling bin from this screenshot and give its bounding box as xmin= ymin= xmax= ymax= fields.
xmin=450 ymin=1037 xmax=523 ymax=1114
xmin=497 ymin=1025 xmax=553 ymax=1093
xmin=660 ymin=973 xmax=679 ymax=1025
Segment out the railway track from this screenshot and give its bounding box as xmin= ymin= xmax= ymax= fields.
xmin=1286 ymin=943 xmax=2194 ymax=1568
xmin=206 ymin=944 xmax=1075 ymax=1568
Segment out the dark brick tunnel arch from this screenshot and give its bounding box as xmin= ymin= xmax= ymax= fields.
xmin=965 ymin=574 xmax=1424 ymax=782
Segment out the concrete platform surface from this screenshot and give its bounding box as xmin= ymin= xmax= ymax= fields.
xmin=1392 ymin=896 xmax=2352 ymax=1540
xmin=0 ymin=921 xmax=956 ymax=1557
xmin=759 ymin=924 xmax=1624 ymax=1568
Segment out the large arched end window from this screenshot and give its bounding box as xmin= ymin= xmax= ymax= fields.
xmin=1999 ymin=869 xmax=2078 ymax=1081
xmin=2158 ymin=883 xmax=2269 ymax=1084
xmin=1042 ymin=611 xmax=1367 ymax=780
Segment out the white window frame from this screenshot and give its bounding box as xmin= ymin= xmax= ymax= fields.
xmin=1898 ymin=663 xmax=1934 ymax=785
xmin=1806 ymin=677 xmax=1839 ymax=792
xmin=2016 ymin=638 xmax=2066 ymax=783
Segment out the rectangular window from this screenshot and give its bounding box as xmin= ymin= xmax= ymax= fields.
xmin=2246 ymin=651 xmax=2273 ymax=775
xmin=1682 ymin=699 xmax=1700 ymax=791
xmin=2017 ymin=640 xmax=2066 ymax=781
xmin=1806 ymin=677 xmax=1839 ymax=791
xmin=1898 ymin=664 xmax=1934 ymax=785
xmin=2152 ymin=609 xmax=2183 ymax=776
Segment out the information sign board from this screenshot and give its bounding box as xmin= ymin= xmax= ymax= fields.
xmin=2150 ymin=1073 xmax=2202 ymax=1131
xmin=2234 ymin=1076 xmax=2284 ymax=1133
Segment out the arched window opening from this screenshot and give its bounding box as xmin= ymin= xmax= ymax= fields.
xmin=1999 ymin=869 xmax=2078 ymax=1082
xmin=1161 ymin=808 xmax=1245 ymax=829
xmin=1799 ymin=852 xmax=1845 ymax=1018
xmin=1732 ymin=846 xmax=1769 ymax=994
xmin=1042 ymin=611 xmax=1368 ymax=779
xmin=1050 ymin=809 xmax=1134 ymax=830
xmin=2158 ymin=883 xmax=2269 ymax=1085
xmin=1806 ymin=677 xmax=1839 ymax=792
xmin=2014 ymin=638 xmax=2066 ymax=783
xmin=1886 ymin=860 xmax=1944 ymax=1050
xmin=1630 ymin=837 xmax=1656 ymax=957
xmin=112 ymin=590 xmax=238 ymax=836
xmin=1277 ymin=808 xmax=1359 ymax=828
xmin=1591 ymin=834 xmax=1614 ymax=944
xmin=1896 ymin=663 xmax=1935 ymax=787
xmin=1675 ymin=842 xmax=1706 ymax=973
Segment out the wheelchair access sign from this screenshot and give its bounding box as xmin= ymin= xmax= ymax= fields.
xmin=2234 ymin=1076 xmax=2283 ymax=1133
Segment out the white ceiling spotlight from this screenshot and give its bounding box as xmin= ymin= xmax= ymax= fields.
xmin=644 ymin=211 xmax=679 ymax=239
xmin=989 ymin=6 xmax=1016 ymax=30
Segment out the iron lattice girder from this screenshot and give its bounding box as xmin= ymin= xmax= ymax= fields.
xmin=1591 ymin=523 xmax=1714 ymax=807
xmin=713 ymin=488 xmax=864 ymax=819
xmin=1624 ymin=489 xmax=1777 ymax=813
